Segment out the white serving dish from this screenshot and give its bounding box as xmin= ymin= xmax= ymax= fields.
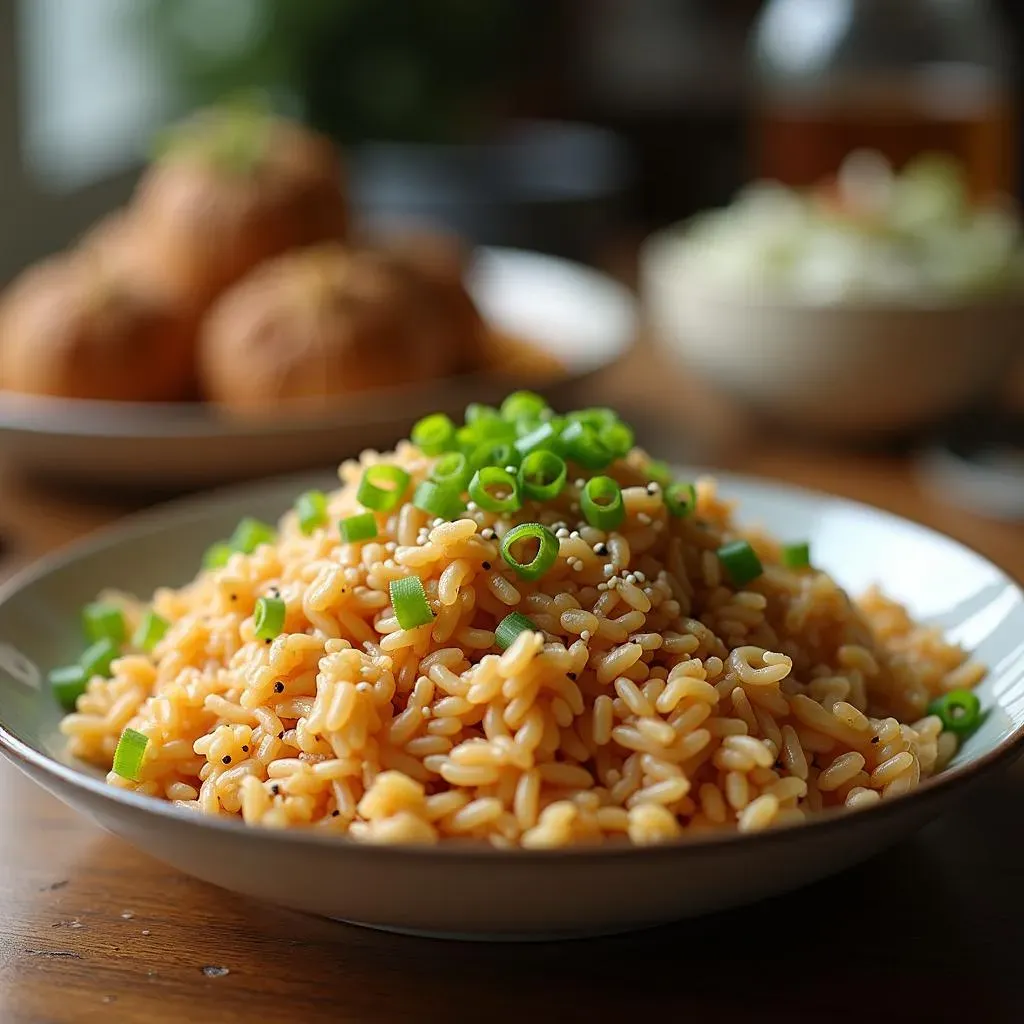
xmin=641 ymin=227 xmax=1022 ymax=437
xmin=0 ymin=247 xmax=635 ymax=490
xmin=0 ymin=468 xmax=1020 ymax=939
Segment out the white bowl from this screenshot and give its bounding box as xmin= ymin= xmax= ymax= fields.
xmin=0 ymin=247 xmax=635 ymax=490
xmin=0 ymin=468 xmax=1021 ymax=939
xmin=640 ymin=228 xmax=1022 ymax=437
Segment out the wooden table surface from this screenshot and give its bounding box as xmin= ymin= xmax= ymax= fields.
xmin=1 ymin=350 xmax=1022 ymax=1024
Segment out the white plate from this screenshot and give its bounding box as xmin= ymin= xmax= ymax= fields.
xmin=0 ymin=247 xmax=635 ymax=490
xmin=0 ymin=469 xmax=1021 ymax=939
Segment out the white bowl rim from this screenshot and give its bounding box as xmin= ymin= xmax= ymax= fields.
xmin=640 ymin=223 xmax=1024 ymax=315
xmin=0 ymin=466 xmax=1021 ymax=864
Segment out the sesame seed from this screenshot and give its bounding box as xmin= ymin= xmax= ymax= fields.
xmin=505 ymin=466 xmax=516 ymax=474
xmin=421 ymin=707 xmax=432 ymax=718
xmin=467 ymin=502 xmax=478 ymax=512
xmin=646 ymin=483 xmax=660 ymax=495
xmin=637 ymin=513 xmax=651 ymax=525
xmin=597 ymin=583 xmax=608 ymax=591
xmin=574 ymin=478 xmax=586 ymax=488
xmin=603 ymin=563 xmax=614 ymax=575
xmin=572 ymin=561 xmax=583 ymax=572
xmin=556 ymin=529 xmax=570 ymax=540
xmin=569 ymin=531 xmax=580 ymax=540
xmin=481 ymin=529 xmax=495 ymax=540
xmin=580 ymin=629 xmax=591 ymax=641
xmin=635 ymin=571 xmax=647 ymax=582
xmin=594 ymin=543 xmax=608 ymax=556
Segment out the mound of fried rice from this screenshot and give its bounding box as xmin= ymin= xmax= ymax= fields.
xmin=61 ymin=424 xmax=982 ymax=847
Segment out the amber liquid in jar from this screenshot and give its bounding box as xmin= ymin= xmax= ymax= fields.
xmin=754 ymin=68 xmax=1017 ymax=200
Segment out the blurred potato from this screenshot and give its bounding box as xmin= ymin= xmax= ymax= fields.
xmin=131 ymin=106 xmax=348 ymax=310
xmin=198 ymin=243 xmax=479 ymax=414
xmin=0 ymin=251 xmax=195 ymax=402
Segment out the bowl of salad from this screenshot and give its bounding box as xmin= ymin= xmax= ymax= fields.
xmin=641 ymin=152 xmax=1023 ymax=437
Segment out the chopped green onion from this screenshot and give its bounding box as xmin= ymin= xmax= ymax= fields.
xmin=495 ymin=611 xmax=541 ymax=650
xmin=339 ymin=512 xmax=378 ymax=544
xmin=132 ymin=611 xmax=169 ymax=653
xmin=389 ymin=575 xmax=434 ymax=630
xmin=82 ymin=602 xmax=126 ymax=645
xmin=465 ymin=403 xmax=500 ymax=425
xmin=112 ymin=727 xmax=149 ymax=781
xmin=80 ymin=637 xmax=119 ymax=679
xmin=413 ymin=480 xmax=467 ymax=522
xmin=518 ymin=450 xmax=567 ymax=502
xmin=464 ymin=405 xmax=516 ymax=443
xmin=514 ymin=421 xmax=560 ymax=458
xmin=49 ymin=664 xmax=88 ymax=711
xmin=295 ymin=490 xmax=328 ymax=535
xmin=230 ymin=517 xmax=276 ymax=555
xmin=412 ymin=413 xmax=457 ymax=456
xmin=580 ymin=476 xmax=625 ymax=531
xmin=253 ymin=596 xmax=286 ymax=640
xmin=432 ymin=451 xmax=472 ymax=491
xmin=718 ymin=540 xmax=764 ymax=586
xmin=568 ymin=407 xmax=617 ymax=432
xmin=665 ymin=482 xmax=697 ymax=518
xmin=559 ymin=420 xmax=612 ymax=470
xmin=500 ymin=522 xmax=559 ymax=581
xmin=781 ymin=542 xmax=811 ymax=569
xmin=500 ymin=391 xmax=549 ymax=422
xmin=646 ymin=460 xmax=672 ymax=488
xmin=469 ymin=466 xmax=521 ymax=513
xmin=928 ymin=689 xmax=982 ymax=736
xmin=598 ymin=420 xmax=634 ymax=459
xmin=357 ymin=465 xmax=410 ymax=512
xmin=203 ymin=542 xmax=233 ymax=570
xmin=468 ymin=440 xmax=519 ymax=472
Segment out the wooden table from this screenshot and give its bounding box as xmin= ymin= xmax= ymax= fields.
xmin=1 ymin=354 xmax=1022 ymax=1024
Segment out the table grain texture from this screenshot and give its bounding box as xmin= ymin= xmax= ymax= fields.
xmin=1 ymin=347 xmax=1022 ymax=1024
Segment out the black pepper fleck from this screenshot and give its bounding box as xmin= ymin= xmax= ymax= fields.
xmin=222 ymin=755 xmax=231 ymax=764
xmin=229 ymin=594 xmax=238 ymax=602
xmin=871 ymin=736 xmax=880 ymax=744
xmin=271 ymin=784 xmax=280 ymax=796
xmin=277 ymin=731 xmax=284 ymax=740
xmin=594 ymin=543 xmax=608 ymax=556
xmin=241 ymin=745 xmax=249 ymax=753
xmin=273 ymin=681 xmax=285 ymax=693
xmin=567 ymin=672 xmax=577 ymax=681
xmin=331 ymin=810 xmax=340 ymax=818
xmin=482 ymin=561 xmax=492 ymax=571
xmin=265 ymin=638 xmax=272 ymax=644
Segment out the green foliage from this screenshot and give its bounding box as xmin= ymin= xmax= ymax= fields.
xmin=142 ymin=0 xmax=536 ymax=143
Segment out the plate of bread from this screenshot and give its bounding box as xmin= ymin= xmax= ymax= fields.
xmin=0 ymin=104 xmax=635 ymax=489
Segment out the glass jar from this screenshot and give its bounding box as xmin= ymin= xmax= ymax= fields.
xmin=750 ymin=0 xmax=1017 ymax=198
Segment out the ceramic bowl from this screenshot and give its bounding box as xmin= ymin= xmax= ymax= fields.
xmin=640 ymin=228 xmax=1022 ymax=438
xmin=0 ymin=247 xmax=635 ymax=490
xmin=0 ymin=470 xmax=1022 ymax=940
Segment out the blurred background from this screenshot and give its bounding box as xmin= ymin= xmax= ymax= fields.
xmin=6 ymin=0 xmax=1024 ymax=268
xmin=0 ymin=0 xmax=1022 ymax=519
